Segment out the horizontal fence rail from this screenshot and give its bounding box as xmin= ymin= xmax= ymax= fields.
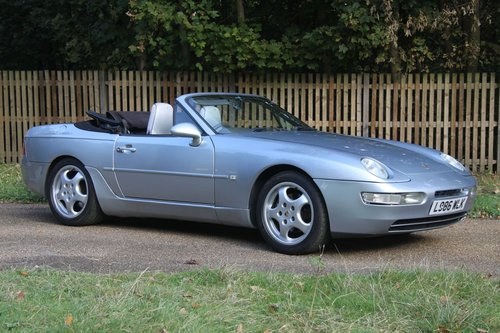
xmin=0 ymin=70 xmax=498 ymax=172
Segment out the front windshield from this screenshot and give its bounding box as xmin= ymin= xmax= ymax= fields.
xmin=187 ymin=95 xmax=314 ymax=134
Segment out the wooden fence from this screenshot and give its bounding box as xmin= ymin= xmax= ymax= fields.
xmin=0 ymin=70 xmax=498 ymax=172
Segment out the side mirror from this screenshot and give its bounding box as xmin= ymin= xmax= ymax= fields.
xmin=171 ymin=123 xmax=203 ymax=147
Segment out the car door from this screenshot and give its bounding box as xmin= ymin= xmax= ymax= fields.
xmin=113 ymin=134 xmax=215 ymax=204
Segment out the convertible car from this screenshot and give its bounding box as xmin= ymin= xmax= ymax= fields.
xmin=22 ymin=93 xmax=476 ymax=254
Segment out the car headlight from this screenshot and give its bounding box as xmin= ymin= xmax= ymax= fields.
xmin=440 ymin=153 xmax=465 ymax=171
xmin=361 ymin=192 xmax=426 ymax=205
xmin=361 ymin=157 xmax=391 ymax=179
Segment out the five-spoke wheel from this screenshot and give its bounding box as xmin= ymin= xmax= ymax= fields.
xmin=46 ymin=158 xmax=103 ymax=226
xmin=256 ymin=171 xmax=330 ymax=254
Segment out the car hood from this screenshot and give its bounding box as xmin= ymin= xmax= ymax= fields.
xmin=240 ymin=131 xmax=457 ymax=175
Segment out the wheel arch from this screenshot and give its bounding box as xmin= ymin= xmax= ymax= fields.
xmin=248 ymin=164 xmax=320 ymax=227
xmin=45 ymin=155 xmax=104 ymax=225
xmin=45 ymin=155 xmax=85 ymax=196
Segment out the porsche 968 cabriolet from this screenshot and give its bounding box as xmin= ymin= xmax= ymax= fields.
xmin=22 ymin=93 xmax=477 ymax=254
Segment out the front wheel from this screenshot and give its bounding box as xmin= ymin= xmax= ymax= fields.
xmin=256 ymin=171 xmax=330 ymax=254
xmin=46 ymin=158 xmax=104 ymax=226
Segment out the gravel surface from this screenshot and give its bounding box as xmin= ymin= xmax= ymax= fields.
xmin=0 ymin=203 xmax=498 ymax=276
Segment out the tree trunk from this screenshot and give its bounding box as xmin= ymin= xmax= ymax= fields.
xmin=466 ymin=0 xmax=480 ymax=73
xmin=236 ymin=0 xmax=245 ymax=24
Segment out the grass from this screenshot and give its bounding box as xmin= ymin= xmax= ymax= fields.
xmin=0 ymin=164 xmax=44 ymax=203
xmin=469 ymin=172 xmax=500 ymax=218
xmin=0 ymin=165 xmax=498 ymax=332
xmin=0 ymin=268 xmax=498 ymax=332
xmin=1 ymin=163 xmax=498 ymax=218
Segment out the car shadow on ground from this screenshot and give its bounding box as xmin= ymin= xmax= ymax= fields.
xmin=100 ymin=216 xmax=427 ymax=254
xmin=24 ymin=204 xmax=430 ymax=255
xmin=329 ymin=233 xmax=428 ymax=253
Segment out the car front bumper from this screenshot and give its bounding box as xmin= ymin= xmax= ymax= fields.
xmin=315 ymin=172 xmax=477 ymax=237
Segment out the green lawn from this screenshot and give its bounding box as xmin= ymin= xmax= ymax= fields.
xmin=0 ymin=268 xmax=498 ymax=332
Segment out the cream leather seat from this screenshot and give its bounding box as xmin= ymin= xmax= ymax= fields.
xmin=147 ymin=103 xmax=173 ymax=135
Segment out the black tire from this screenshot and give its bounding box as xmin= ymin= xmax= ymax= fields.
xmin=256 ymin=171 xmax=330 ymax=254
xmin=46 ymin=158 xmax=104 ymax=226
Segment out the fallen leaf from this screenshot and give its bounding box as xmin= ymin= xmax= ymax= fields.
xmin=191 ymin=303 xmax=201 ymax=309
xmin=439 ymin=296 xmax=449 ymax=304
xmin=19 ymin=271 xmax=29 ymax=277
xmin=250 ymin=285 xmax=263 ymax=293
xmin=184 ymin=259 xmax=199 ymax=265
xmin=437 ymin=325 xmax=450 ymax=333
xmin=64 ymin=314 xmax=74 ymax=326
xmin=15 ymin=291 xmax=25 ymax=300
xmin=263 ymin=329 xmax=272 ymax=333
xmin=236 ymin=323 xmax=244 ymax=333
xmin=158 ymin=329 xmax=168 ymax=333
xmin=183 ymin=293 xmax=193 ymax=298
xmin=476 ymin=329 xmax=488 ymax=333
xmin=179 ymin=308 xmax=188 ymax=315
xmin=268 ymin=304 xmax=279 ymax=313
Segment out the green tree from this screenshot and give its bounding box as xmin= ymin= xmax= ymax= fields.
xmin=0 ymin=0 xmax=497 ymax=72
xmin=0 ymin=0 xmax=134 ymax=69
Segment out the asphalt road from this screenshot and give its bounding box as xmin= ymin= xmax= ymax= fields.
xmin=1 ymin=203 xmax=498 ymax=276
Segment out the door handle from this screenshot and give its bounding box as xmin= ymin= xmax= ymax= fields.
xmin=116 ymin=145 xmax=136 ymax=153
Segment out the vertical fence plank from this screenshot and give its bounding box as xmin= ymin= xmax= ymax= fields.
xmin=0 ymin=71 xmax=5 ymax=163
xmin=428 ymin=74 xmax=435 ymax=149
xmin=436 ymin=73 xmax=443 ymax=151
xmin=33 ymin=71 xmax=40 ymax=127
xmin=6 ymin=71 xmax=13 ymax=162
xmin=26 ymin=71 xmax=33 ymax=130
xmin=377 ymin=74 xmax=384 ymax=138
xmin=472 ymin=73 xmax=480 ymax=171
xmin=15 ymin=71 xmax=23 ymax=163
xmin=335 ymin=74 xmax=341 ymax=134
xmin=496 ymin=72 xmax=500 ymax=171
xmin=407 ymin=74 xmax=413 ymax=143
xmin=369 ymin=74 xmax=377 ymax=137
xmin=69 ymin=71 xmax=76 ymax=123
xmin=450 ymin=73 xmax=457 ymax=158
xmin=421 ymin=74 xmax=428 ymax=147
xmin=20 ymin=71 xmax=28 ymax=154
xmin=350 ymin=74 xmax=357 ymax=135
xmin=342 ymin=74 xmax=348 ymax=134
xmin=480 ymin=73 xmax=487 ymax=170
xmin=413 ymin=74 xmax=420 ymax=145
xmin=465 ymin=73 xmax=472 ymax=168
xmin=489 ymin=73 xmax=496 ymax=171
xmin=458 ymin=74 xmax=465 ymax=162
xmin=443 ymin=73 xmax=450 ymax=154
xmin=385 ymin=74 xmax=391 ymax=140
xmin=400 ymin=74 xmax=406 ymax=141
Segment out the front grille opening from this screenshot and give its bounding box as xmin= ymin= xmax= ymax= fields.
xmin=435 ymin=189 xmax=463 ymax=198
xmin=389 ymin=212 xmax=467 ymax=232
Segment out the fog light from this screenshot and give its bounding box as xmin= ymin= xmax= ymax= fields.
xmin=361 ymin=192 xmax=425 ymax=205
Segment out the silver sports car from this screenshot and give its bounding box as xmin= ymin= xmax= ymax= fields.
xmin=22 ymin=93 xmax=477 ymax=254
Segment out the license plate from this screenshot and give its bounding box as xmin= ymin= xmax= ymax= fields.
xmin=429 ymin=197 xmax=468 ymax=216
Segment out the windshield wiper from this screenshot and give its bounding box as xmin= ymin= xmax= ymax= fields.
xmin=253 ymin=127 xmax=280 ymax=132
xmin=293 ymin=126 xmax=316 ymax=131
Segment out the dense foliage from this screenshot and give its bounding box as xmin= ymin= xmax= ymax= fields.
xmin=0 ymin=0 xmax=498 ymax=73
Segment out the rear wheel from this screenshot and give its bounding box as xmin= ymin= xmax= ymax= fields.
xmin=46 ymin=158 xmax=103 ymax=226
xmin=256 ymin=171 xmax=330 ymax=254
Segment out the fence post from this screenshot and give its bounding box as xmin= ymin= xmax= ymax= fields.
xmin=497 ymin=75 xmax=499 ymax=173
xmin=362 ymin=73 xmax=369 ymax=137
xmin=99 ymin=70 xmax=107 ymax=113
